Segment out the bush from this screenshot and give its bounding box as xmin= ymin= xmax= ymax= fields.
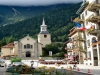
xmin=10 ymin=57 xmax=22 ymax=63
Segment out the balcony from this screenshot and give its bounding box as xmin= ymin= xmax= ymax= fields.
xmin=74 ymin=36 xmax=85 ymax=41
xmin=89 ymin=29 xmax=100 ymax=35
xmin=97 ymin=41 xmax=100 ymax=45
xmin=68 ymin=28 xmax=77 ymax=36
xmin=74 ymin=17 xmax=84 ymax=23
xmin=87 ymin=1 xmax=100 ymax=12
xmin=78 ymin=36 xmax=86 ymax=41
xmin=86 ymin=14 xmax=100 ymax=23
xmin=80 ymin=49 xmax=87 ymax=53
xmin=67 ymin=50 xmax=73 ymax=52
xmin=67 ymin=48 xmax=73 ymax=52
xmin=92 ymin=42 xmax=97 ymax=47
xmin=93 ymin=46 xmax=97 ymax=49
xmin=73 ymin=48 xmax=79 ymax=52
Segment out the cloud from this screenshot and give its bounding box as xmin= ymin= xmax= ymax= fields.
xmin=0 ymin=0 xmax=82 ymax=6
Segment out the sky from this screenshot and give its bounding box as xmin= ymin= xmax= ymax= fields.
xmin=0 ymin=0 xmax=83 ymax=6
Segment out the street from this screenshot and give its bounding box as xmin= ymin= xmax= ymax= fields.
xmin=0 ymin=67 xmax=6 ymax=75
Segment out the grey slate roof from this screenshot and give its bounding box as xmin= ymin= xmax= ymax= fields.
xmin=40 ymin=31 xmax=49 ymax=34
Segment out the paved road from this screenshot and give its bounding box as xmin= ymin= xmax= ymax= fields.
xmin=0 ymin=67 xmax=6 ymax=75
xmin=74 ymin=69 xmax=100 ymax=75
xmin=56 ymin=69 xmax=93 ymax=75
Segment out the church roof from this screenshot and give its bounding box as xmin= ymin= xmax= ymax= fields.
xmin=2 ymin=42 xmax=14 ymax=48
xmin=40 ymin=31 xmax=49 ymax=34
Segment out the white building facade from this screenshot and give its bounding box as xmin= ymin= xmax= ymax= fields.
xmin=75 ymin=0 xmax=100 ymax=66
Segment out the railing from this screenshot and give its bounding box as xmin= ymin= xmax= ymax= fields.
xmin=76 ymin=1 xmax=89 ymax=14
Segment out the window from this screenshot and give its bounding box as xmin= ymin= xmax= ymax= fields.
xmin=88 ymin=51 xmax=91 ymax=60
xmin=44 ymin=35 xmax=47 ymax=38
xmin=90 ymin=63 xmax=92 ymax=65
xmin=24 ymin=44 xmax=33 ymax=49
xmin=24 ymin=45 xmax=26 ymax=49
xmin=85 ymin=11 xmax=87 ymax=16
xmin=87 ymin=40 xmax=90 ymax=47
xmin=31 ymin=45 xmax=33 ymax=49
xmin=81 ymin=14 xmax=84 ymax=19
xmin=94 ymin=57 xmax=98 ymax=60
xmin=27 ymin=44 xmax=30 ymax=48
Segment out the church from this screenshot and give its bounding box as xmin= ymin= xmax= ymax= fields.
xmin=1 ymin=18 xmax=51 ymax=58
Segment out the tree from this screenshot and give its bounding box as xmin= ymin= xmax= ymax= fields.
xmin=7 ymin=36 xmax=14 ymax=44
xmin=44 ymin=43 xmax=60 ymax=55
xmin=61 ymin=43 xmax=67 ymax=55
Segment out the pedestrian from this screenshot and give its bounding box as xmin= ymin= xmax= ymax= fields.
xmin=73 ymin=63 xmax=77 ymax=69
xmin=30 ymin=60 xmax=34 ymax=68
xmin=5 ymin=63 xmax=7 ymax=68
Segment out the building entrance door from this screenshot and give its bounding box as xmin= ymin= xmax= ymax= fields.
xmin=26 ymin=51 xmax=31 ymax=57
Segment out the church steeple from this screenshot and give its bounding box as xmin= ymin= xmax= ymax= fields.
xmin=40 ymin=18 xmax=49 ymax=33
xmin=42 ymin=17 xmax=45 ymax=25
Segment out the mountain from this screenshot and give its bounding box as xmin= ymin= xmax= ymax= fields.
xmin=0 ymin=3 xmax=81 ymax=42
xmin=0 ymin=4 xmax=73 ymax=26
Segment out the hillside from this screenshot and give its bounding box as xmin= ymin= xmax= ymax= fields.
xmin=0 ymin=4 xmax=73 ymax=26
xmin=0 ymin=3 xmax=81 ymax=42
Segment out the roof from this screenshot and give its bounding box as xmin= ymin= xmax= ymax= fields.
xmin=40 ymin=31 xmax=50 ymax=34
xmin=2 ymin=42 xmax=14 ymax=48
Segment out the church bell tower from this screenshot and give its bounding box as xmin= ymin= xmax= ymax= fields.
xmin=38 ymin=18 xmax=51 ymax=47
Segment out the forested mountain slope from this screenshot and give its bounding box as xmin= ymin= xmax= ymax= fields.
xmin=0 ymin=4 xmax=73 ymax=26
xmin=0 ymin=3 xmax=81 ymax=42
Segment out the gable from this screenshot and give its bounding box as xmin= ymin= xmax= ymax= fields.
xmin=20 ymin=35 xmax=36 ymax=44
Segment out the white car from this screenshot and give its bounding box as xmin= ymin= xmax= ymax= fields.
xmin=0 ymin=59 xmax=5 ymax=67
xmin=12 ymin=62 xmax=24 ymax=66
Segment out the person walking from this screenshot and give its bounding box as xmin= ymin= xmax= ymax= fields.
xmin=5 ymin=63 xmax=7 ymax=68
xmin=30 ymin=60 xmax=34 ymax=68
xmin=73 ymin=63 xmax=77 ymax=69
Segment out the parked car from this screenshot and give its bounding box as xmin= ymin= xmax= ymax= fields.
xmin=12 ymin=62 xmax=24 ymax=66
xmin=0 ymin=59 xmax=5 ymax=67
